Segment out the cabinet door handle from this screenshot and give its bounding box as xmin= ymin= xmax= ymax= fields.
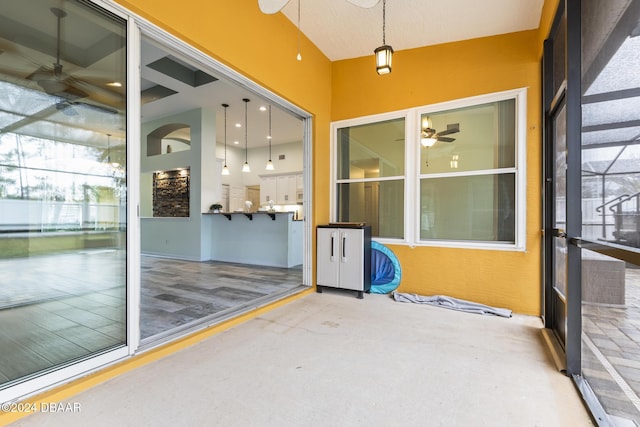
xmin=342 ymin=236 xmax=347 ymax=262
xmin=330 ymin=235 xmax=334 ymax=260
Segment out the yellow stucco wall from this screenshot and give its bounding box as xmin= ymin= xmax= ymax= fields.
xmin=330 ymin=30 xmax=543 ymax=315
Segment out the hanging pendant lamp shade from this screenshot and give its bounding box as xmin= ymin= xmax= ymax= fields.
xmin=221 ymin=103 xmax=230 ymax=175
xmin=375 ymin=0 xmax=393 ymax=75
xmin=266 ymin=105 xmax=275 ymax=171
xmin=375 ymin=45 xmax=393 ymax=75
xmin=242 ymin=98 xmax=251 ymax=173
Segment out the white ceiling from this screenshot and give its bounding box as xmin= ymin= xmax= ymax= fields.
xmin=279 ymin=0 xmax=545 ymax=61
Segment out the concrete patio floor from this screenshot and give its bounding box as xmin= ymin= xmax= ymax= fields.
xmin=8 ymin=291 xmax=592 ymax=427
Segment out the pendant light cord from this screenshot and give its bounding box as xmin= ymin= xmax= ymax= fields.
xmin=222 ymin=104 xmax=228 ymax=164
xmin=382 ymin=0 xmax=386 ymax=45
xmin=297 ymin=0 xmax=302 ymax=60
xmin=268 ymin=105 xmax=272 ymax=160
xmin=243 ymin=98 xmax=249 ymax=163
xmin=106 ymin=133 xmax=111 ymax=163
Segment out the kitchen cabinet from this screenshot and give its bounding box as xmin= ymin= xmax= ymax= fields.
xmin=260 ymin=172 xmax=301 ymax=206
xmin=295 ymin=174 xmax=303 ymax=203
xmin=260 ymin=176 xmax=277 ymax=205
xmin=276 ymin=175 xmax=297 ymax=204
xmin=316 ymin=223 xmax=371 ymax=298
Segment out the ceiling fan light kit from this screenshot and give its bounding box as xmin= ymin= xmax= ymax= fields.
xmin=421 ymin=121 xmax=460 ymax=147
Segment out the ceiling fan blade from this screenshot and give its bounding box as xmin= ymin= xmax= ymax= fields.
xmin=258 ymin=0 xmax=290 ymax=14
xmin=437 ymin=137 xmax=456 ymax=143
xmin=435 ymin=123 xmax=460 ymax=137
xmin=346 ymin=0 xmax=381 ymax=8
xmin=56 ymin=101 xmax=78 ymax=116
xmin=70 ymin=101 xmax=119 ymax=115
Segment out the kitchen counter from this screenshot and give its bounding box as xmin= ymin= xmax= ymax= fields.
xmin=203 ymin=211 xmax=303 ymax=268
xmin=204 ymin=211 xmax=299 ymax=221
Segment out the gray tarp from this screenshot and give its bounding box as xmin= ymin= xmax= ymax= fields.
xmin=392 ymin=292 xmax=512 ymax=318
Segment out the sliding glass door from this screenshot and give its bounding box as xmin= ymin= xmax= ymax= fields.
xmin=0 ymin=0 xmax=127 ymax=395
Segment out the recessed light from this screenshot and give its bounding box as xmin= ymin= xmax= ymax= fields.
xmin=235 ymin=123 xmax=241 ymax=128
xmin=259 ymin=106 xmax=267 ymax=111
xmin=233 ymin=140 xmax=239 ymax=145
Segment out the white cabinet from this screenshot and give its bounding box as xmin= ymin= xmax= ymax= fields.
xmin=276 ymin=175 xmax=297 ymax=204
xmin=229 ymin=186 xmax=246 ymax=212
xmin=260 ymin=176 xmax=277 ymax=205
xmin=295 ymin=174 xmax=303 ymax=203
xmin=316 ymin=224 xmax=371 ymax=298
xmin=260 ymin=173 xmax=301 ymax=206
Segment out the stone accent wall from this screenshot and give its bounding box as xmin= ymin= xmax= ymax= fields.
xmin=153 ymin=169 xmax=190 ymax=217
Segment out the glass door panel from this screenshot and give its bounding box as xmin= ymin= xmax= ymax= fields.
xmin=580 ymin=0 xmax=640 ymax=422
xmin=551 ymin=103 xmax=568 ymax=346
xmin=0 ymin=0 xmax=127 ymax=390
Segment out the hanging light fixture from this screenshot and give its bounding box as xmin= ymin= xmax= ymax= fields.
xmin=265 ymin=105 xmax=275 ymax=171
xmin=420 ymin=117 xmax=437 ymax=147
xmin=221 ymin=103 xmax=230 ymax=175
xmin=374 ymin=0 xmax=393 ymax=75
xmin=106 ymin=133 xmax=119 ymax=168
xmin=242 ymin=98 xmax=251 ymax=173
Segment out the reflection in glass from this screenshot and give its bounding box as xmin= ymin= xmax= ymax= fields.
xmin=337 ymin=118 xmax=405 ymax=180
xmin=420 ymin=174 xmax=515 ymax=242
xmin=581 ymin=0 xmax=640 ymax=423
xmin=337 ymin=180 xmax=404 ymax=238
xmin=420 ymin=99 xmax=515 ymax=175
xmin=336 ymin=118 xmax=405 ymax=238
xmin=0 ymin=0 xmax=126 ymax=389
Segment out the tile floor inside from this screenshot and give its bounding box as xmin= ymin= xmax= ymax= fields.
xmin=0 ymin=250 xmax=302 ymax=386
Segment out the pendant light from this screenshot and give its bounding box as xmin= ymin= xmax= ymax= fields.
xmin=242 ymin=98 xmax=251 ymax=173
xmin=374 ymin=0 xmax=393 ymax=75
xmin=106 ymin=133 xmax=119 ymax=168
xmin=221 ymin=103 xmax=230 ymax=175
xmin=265 ymin=105 xmax=274 ymax=171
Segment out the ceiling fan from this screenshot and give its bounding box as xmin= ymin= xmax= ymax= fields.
xmin=420 ymin=123 xmax=460 ymax=147
xmin=258 ymin=0 xmax=380 ymax=14
xmin=6 ymin=7 xmax=124 ymax=117
xmin=26 ymin=8 xmax=89 ymax=100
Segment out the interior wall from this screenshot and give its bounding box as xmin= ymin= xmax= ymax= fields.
xmin=116 ymin=0 xmax=332 ymax=270
xmin=140 ymin=108 xmax=214 ymax=260
xmin=331 ymin=30 xmax=543 ymax=315
xmin=217 ymin=141 xmax=303 ymax=188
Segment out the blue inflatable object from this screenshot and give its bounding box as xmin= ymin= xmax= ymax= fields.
xmin=370 ymin=241 xmax=401 ymax=294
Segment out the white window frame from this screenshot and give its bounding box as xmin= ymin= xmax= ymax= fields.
xmin=330 ymin=88 xmax=527 ymax=251
xmin=331 ymin=110 xmax=411 ymax=240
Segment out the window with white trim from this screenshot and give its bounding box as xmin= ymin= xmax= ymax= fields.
xmin=335 ymin=117 xmax=405 ymax=239
xmin=332 ymin=89 xmax=526 ymax=250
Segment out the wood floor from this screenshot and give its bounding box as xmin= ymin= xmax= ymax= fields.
xmin=0 ymin=250 xmax=303 ymax=387
xmin=140 ymin=256 xmax=303 ymax=339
